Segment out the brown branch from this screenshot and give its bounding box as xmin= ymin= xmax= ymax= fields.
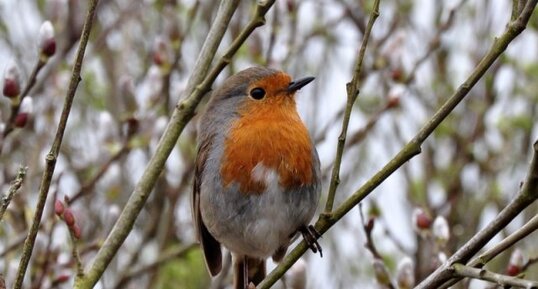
xmin=452 ymin=263 xmax=538 ymax=288
xmin=359 ymin=204 xmax=396 ymax=289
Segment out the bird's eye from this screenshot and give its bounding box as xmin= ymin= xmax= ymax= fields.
xmin=249 ymin=87 xmax=266 ymax=100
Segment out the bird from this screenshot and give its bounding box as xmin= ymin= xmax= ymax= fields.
xmin=192 ymin=66 xmax=322 ymax=289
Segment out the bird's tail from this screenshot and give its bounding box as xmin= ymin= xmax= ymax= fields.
xmin=233 ymin=255 xmax=265 ymax=289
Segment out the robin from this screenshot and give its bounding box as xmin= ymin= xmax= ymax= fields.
xmin=192 ymin=67 xmax=322 ymax=289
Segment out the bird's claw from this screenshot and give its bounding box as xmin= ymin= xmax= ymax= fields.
xmin=300 ymin=225 xmax=323 ymax=257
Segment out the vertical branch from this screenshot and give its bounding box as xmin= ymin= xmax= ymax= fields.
xmin=324 ymin=0 xmax=381 ymax=213
xmin=12 ymin=1 xmax=100 ymax=288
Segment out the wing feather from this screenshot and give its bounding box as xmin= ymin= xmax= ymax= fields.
xmin=192 ymin=137 xmax=222 ymax=276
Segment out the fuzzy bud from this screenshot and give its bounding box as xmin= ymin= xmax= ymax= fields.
xmin=39 ymin=21 xmax=56 ymax=58
xmin=391 ymin=68 xmax=404 ymax=82
xmin=52 ymin=274 xmax=70 ymax=284
xmin=432 ymin=216 xmax=450 ymax=245
xmin=396 ymin=257 xmax=415 ymax=289
xmin=386 ymin=93 xmax=401 ymax=109
xmin=54 ymin=200 xmax=65 ymax=216
xmin=286 ymin=0 xmax=295 ymax=13
xmin=3 ymin=64 xmax=21 ymax=98
xmin=72 ymin=223 xmax=82 ymax=239
xmin=63 ymin=208 xmax=75 ymax=227
xmin=14 ymin=113 xmax=28 ymax=128
xmin=412 ymin=208 xmax=432 ymax=232
xmin=507 ymin=248 xmax=525 ymax=276
xmin=20 ymin=96 xmax=33 ymax=114
xmin=373 ymin=259 xmax=392 ymax=286
xmin=152 ymin=36 xmax=172 ymax=69
xmin=437 ymin=252 xmax=447 ymax=264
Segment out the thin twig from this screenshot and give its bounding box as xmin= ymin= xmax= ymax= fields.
xmin=522 ymin=256 xmax=538 ymax=272
xmin=0 ymin=234 xmax=26 ymax=258
xmin=324 ymin=0 xmax=381 ymax=213
xmin=0 ymin=166 xmax=27 ymax=222
xmin=452 ymin=263 xmax=538 ymax=288
xmin=359 ymin=204 xmax=397 ymax=289
xmin=403 ymin=0 xmax=463 ymax=85
xmin=70 ymin=231 xmax=84 ymax=278
xmin=68 ymin=145 xmax=129 ymax=205
xmin=2 ymin=59 xmax=47 ymax=140
xmin=114 ymin=243 xmax=197 ymax=286
xmin=258 ymin=2 xmax=538 ymax=288
xmin=12 ymin=0 xmax=100 ymax=288
xmin=359 ymin=204 xmax=382 ymax=260
xmin=438 ymin=214 xmax=538 ymax=288
xmin=32 ymin=187 xmax=59 ymax=289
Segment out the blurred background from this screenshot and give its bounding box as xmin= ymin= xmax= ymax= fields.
xmin=1 ymin=0 xmax=538 ymax=288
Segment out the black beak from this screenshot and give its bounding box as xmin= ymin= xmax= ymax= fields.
xmin=287 ymin=76 xmax=315 ymax=93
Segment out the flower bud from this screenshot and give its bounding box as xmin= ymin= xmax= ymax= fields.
xmin=52 ymin=274 xmax=70 ymax=284
xmin=14 ymin=113 xmax=29 ymax=128
xmin=63 ymin=208 xmax=75 ymax=227
xmin=39 ymin=21 xmax=56 ymax=58
xmin=54 ymin=200 xmax=65 ymax=216
xmin=373 ymin=259 xmax=392 ymax=286
xmin=20 ymin=96 xmax=33 ymax=114
xmin=152 ymin=36 xmax=172 ymax=69
xmin=432 ymin=216 xmax=450 ymax=245
xmin=72 ymin=223 xmax=82 ymax=239
xmin=3 ymin=63 xmax=21 ymax=98
xmin=386 ymin=93 xmax=401 ymax=109
xmin=507 ymin=248 xmax=525 ymax=276
xmin=396 ymin=257 xmax=415 ymax=289
xmin=286 ymin=0 xmax=295 ymax=13
xmin=437 ymin=252 xmax=447 ymax=263
xmin=391 ymin=68 xmax=404 ymax=82
xmin=412 ymin=208 xmax=432 ymax=232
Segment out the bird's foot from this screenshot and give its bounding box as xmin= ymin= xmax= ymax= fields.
xmin=300 ymin=225 xmax=323 ymax=257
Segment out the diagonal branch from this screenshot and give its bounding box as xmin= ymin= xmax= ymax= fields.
xmin=438 ymin=213 xmax=538 ymax=288
xmin=418 ymin=138 xmax=538 ymax=289
xmin=452 ymin=263 xmax=538 ymax=288
xmin=258 ymin=1 xmax=538 ymax=289
xmin=12 ymin=1 xmax=100 ymax=288
xmin=73 ymin=1 xmax=277 ymax=288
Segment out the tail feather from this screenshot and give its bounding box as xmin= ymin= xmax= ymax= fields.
xmin=233 ymin=255 xmax=266 ymax=289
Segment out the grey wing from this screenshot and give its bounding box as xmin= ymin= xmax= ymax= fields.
xmin=193 ymin=137 xmax=222 ymax=276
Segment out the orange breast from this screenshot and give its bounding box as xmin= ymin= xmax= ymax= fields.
xmin=221 ymin=96 xmax=313 ymax=194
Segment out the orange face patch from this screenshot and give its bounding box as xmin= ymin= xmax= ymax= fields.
xmin=220 ymin=73 xmax=314 ymax=194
